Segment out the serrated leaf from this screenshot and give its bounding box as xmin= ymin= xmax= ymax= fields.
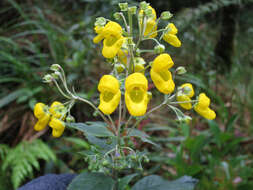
xmin=132 ymin=175 xmax=198 ymax=190
xmin=67 ymin=172 xmax=115 ymax=190
xmin=86 ymin=134 xmax=116 ymax=153
xmin=67 ymin=122 xmax=114 ymax=137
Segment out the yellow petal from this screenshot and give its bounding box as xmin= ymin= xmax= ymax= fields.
xmin=34 ymin=102 xmax=47 ymax=119
xmin=49 ymin=117 xmax=65 ymax=138
xmin=194 ymin=106 xmax=216 ymax=120
xmin=180 ymin=83 xmax=194 ymax=98
xmin=102 ymin=36 xmax=124 ymax=58
xmin=196 ymin=93 xmax=210 ymax=108
xmin=98 ymin=90 xmax=121 ymax=115
xmin=98 ymin=75 xmax=121 ymax=115
xmin=102 ymin=21 xmax=122 ymax=39
xmin=117 ymin=49 xmax=128 ymax=65
xmin=139 ymin=6 xmax=157 ymax=21
xmin=93 ymin=34 xmax=104 ymax=44
xmin=34 ymin=113 xmax=50 ymax=131
xmin=177 ymin=95 xmax=192 ymax=110
xmin=49 ymin=101 xmax=66 ymax=120
xmin=125 ymin=73 xmax=148 ymax=92
xmin=152 ymin=53 xmax=174 ymax=72
xmin=144 ymin=20 xmax=157 ymax=38
xmin=150 ymin=69 xmax=175 ymax=94
xmin=125 ymin=73 xmax=149 ymax=116
xmin=163 ymin=34 xmax=181 ymax=47
xmin=167 ymin=23 xmax=178 ymax=35
xmin=98 ymin=75 xmax=120 ymax=94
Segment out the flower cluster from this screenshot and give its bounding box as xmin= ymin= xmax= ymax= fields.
xmin=34 ymin=101 xmax=66 ymax=137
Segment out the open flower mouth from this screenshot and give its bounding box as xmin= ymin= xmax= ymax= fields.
xmin=129 ymin=87 xmax=144 ymax=103
xmin=102 ymin=91 xmax=115 ymax=102
xmin=158 ymin=70 xmax=170 ymax=81
xmin=105 ymin=35 xmax=118 ymax=46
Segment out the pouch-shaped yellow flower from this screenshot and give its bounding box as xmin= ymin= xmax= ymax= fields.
xmin=98 ymin=75 xmax=121 ymax=115
xmin=139 ymin=6 xmax=157 ymax=38
xmin=49 ymin=101 xmax=66 ymax=120
xmin=49 ymin=117 xmax=65 ymax=138
xmin=177 ymin=83 xmax=194 ymax=110
xmin=194 ymin=93 xmax=216 ymax=120
xmin=125 ymin=73 xmax=149 ymax=116
xmin=33 ymin=102 xmax=50 ymax=131
xmin=93 ymin=21 xmax=124 ymax=58
xmin=163 ymin=23 xmax=181 ymax=47
xmin=117 ymin=49 xmax=128 ymax=65
xmin=150 ymin=53 xmax=175 ymax=94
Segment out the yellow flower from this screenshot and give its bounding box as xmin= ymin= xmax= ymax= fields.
xmin=33 ymin=103 xmax=50 ymax=131
xmin=49 ymin=101 xmax=66 ymax=120
xmin=177 ymin=83 xmax=194 ymax=110
xmin=98 ymin=75 xmax=121 ymax=115
xmin=150 ymin=53 xmax=175 ymax=94
xmin=194 ymin=93 xmax=216 ymax=120
xmin=163 ymin=23 xmax=181 ymax=47
xmin=93 ymin=21 xmax=124 ymax=58
xmin=49 ymin=117 xmax=65 ymax=138
xmin=125 ymin=73 xmax=149 ymax=116
xmin=139 ymin=6 xmax=157 ymax=38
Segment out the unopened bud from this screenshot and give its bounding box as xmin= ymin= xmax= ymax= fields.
xmin=66 ymin=115 xmax=75 ymax=123
xmin=154 ymin=44 xmax=165 ymax=54
xmin=161 ymin=11 xmax=173 ymax=20
xmin=113 ymin=12 xmax=121 ymax=20
xmin=147 ymin=92 xmax=152 ymax=101
xmin=127 ymin=37 xmax=134 ymax=46
xmin=50 ymin=64 xmax=61 ymax=72
xmin=115 ymin=63 xmax=125 ymax=73
xmin=128 ymin=6 xmax=137 ymax=15
xmin=144 ymin=8 xmax=153 ymax=18
xmin=183 ymin=116 xmax=192 ymax=124
xmin=43 ymin=74 xmax=53 ymax=83
xmin=51 ymin=71 xmax=61 ymax=79
xmin=95 ymin=17 xmax=106 ymax=27
xmin=119 ymin=3 xmax=128 ymax=11
xmin=136 ymin=48 xmax=141 ymax=56
xmin=140 ymin=1 xmax=149 ymax=10
xmin=176 ymin=66 xmax=187 ymax=75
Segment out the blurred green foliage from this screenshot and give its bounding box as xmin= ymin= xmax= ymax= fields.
xmin=0 ymin=0 xmax=253 ymax=189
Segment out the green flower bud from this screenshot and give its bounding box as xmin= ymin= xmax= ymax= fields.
xmin=102 ymin=160 xmax=110 ymax=167
xmin=95 ymin=17 xmax=106 ymax=27
xmin=128 ymin=6 xmax=137 ymax=15
xmin=43 ymin=74 xmax=53 ymax=83
xmin=154 ymin=44 xmax=165 ymax=54
xmin=50 ymin=64 xmax=61 ymax=72
xmin=147 ymin=91 xmax=152 ymax=101
xmin=113 ymin=12 xmax=121 ymax=20
xmin=66 ymin=115 xmax=75 ymax=123
xmin=119 ymin=3 xmax=128 ymax=11
xmin=144 ymin=8 xmax=153 ymax=18
xmin=176 ymin=66 xmax=187 ymax=75
xmin=134 ymin=57 xmax=146 ymax=65
xmin=140 ymin=1 xmax=149 ymax=10
xmin=115 ymin=63 xmax=125 ymax=73
xmin=136 ymin=48 xmax=141 ymax=56
xmin=161 ymin=11 xmax=173 ymax=20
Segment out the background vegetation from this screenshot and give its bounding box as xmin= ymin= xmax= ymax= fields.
xmin=0 ymin=0 xmax=252 ymax=189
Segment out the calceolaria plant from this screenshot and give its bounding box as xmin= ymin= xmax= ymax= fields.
xmin=34 ymin=2 xmax=216 ymax=190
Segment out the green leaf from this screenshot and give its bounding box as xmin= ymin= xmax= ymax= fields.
xmin=127 ymin=129 xmax=159 ymax=147
xmin=132 ymin=175 xmax=198 ymax=190
xmin=86 ymin=134 xmax=117 ymax=153
xmin=67 ymin=122 xmax=114 ymax=137
xmin=67 ymin=172 xmax=115 ymax=190
xmin=0 ymin=89 xmax=26 ymax=108
xmin=119 ymin=173 xmax=138 ymax=190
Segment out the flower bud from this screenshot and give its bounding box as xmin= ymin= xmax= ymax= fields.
xmin=144 ymin=8 xmax=153 ymax=18
xmin=140 ymin=1 xmax=149 ymax=10
xmin=66 ymin=115 xmax=75 ymax=123
xmin=118 ymin=3 xmax=128 ymax=11
xmin=154 ymin=44 xmax=165 ymax=54
xmin=147 ymin=91 xmax=152 ymax=101
xmin=161 ymin=11 xmax=173 ymax=20
xmin=136 ymin=48 xmax=141 ymax=56
xmin=43 ymin=74 xmax=53 ymax=83
xmin=102 ymin=160 xmax=110 ymax=167
xmin=128 ymin=6 xmax=137 ymax=15
xmin=115 ymin=63 xmax=125 ymax=73
xmin=95 ymin=17 xmax=106 ymax=27
xmin=50 ymin=64 xmax=61 ymax=72
xmin=176 ymin=66 xmax=187 ymax=75
xmin=113 ymin=12 xmax=121 ymax=20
